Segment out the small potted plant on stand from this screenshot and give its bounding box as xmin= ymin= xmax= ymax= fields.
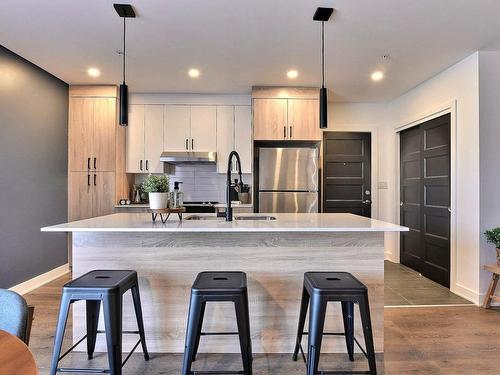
xmin=484 ymin=227 xmax=500 ymax=266
xmin=142 ymin=175 xmax=170 ymax=209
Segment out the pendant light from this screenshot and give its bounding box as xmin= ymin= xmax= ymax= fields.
xmin=313 ymin=7 xmax=334 ymax=129
xmin=114 ymin=4 xmax=136 ymax=126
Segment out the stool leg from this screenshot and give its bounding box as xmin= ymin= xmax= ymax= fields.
xmin=131 ymin=284 xmax=150 ymax=360
xmin=307 ymin=294 xmax=327 ymax=375
xmin=235 ymin=292 xmax=253 ymax=375
xmin=292 ymin=286 xmax=310 ymax=361
xmin=192 ymin=301 xmax=206 ymax=362
xmin=49 ymin=293 xmax=71 ymax=375
xmin=182 ymin=294 xmax=204 ymax=375
xmin=358 ymin=294 xmax=377 ymax=375
xmin=341 ymin=301 xmax=355 ymax=361
xmin=86 ymin=300 xmax=101 ymax=360
xmin=103 ymin=294 xmax=123 ymax=375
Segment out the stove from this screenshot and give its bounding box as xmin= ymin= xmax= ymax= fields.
xmin=182 ymin=201 xmax=219 ymax=213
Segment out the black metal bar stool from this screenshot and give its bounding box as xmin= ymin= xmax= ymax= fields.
xmin=49 ymin=270 xmax=149 ymax=375
xmin=182 ymin=271 xmax=253 ymax=375
xmin=292 ymin=272 xmax=377 ymax=375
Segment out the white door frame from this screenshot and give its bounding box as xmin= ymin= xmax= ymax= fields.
xmin=393 ymin=100 xmax=458 ymax=293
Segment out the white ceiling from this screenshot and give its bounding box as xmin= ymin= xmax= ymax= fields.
xmin=1 ymin=0 xmax=500 ymax=102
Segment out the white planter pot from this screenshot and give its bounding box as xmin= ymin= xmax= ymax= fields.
xmin=149 ymin=192 xmax=169 ymax=209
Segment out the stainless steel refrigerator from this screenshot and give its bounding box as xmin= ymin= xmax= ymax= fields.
xmin=257 ymin=145 xmax=319 ymax=213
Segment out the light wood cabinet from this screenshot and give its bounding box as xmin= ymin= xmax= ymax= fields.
xmin=288 ymin=99 xmax=320 ymax=140
xmin=69 ymin=97 xmax=117 ymax=171
xmin=126 ymin=104 xmax=164 ymax=173
xmin=68 ymin=86 xmax=126 ymax=221
xmin=164 ymin=105 xmax=191 ymax=151
xmin=252 ymin=88 xmax=321 ymax=141
xmin=253 ymin=99 xmax=287 ymax=140
xmin=191 ymin=106 xmax=217 ymax=151
xmin=216 ymin=105 xmax=252 ymax=173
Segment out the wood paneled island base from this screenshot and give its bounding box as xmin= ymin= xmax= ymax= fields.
xmin=71 ymin=230 xmax=384 ymax=354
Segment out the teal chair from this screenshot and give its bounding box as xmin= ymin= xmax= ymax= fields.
xmin=0 ymin=289 xmax=34 ymax=345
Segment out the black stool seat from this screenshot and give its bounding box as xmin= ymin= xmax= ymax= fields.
xmin=49 ymin=270 xmax=149 ymax=375
xmin=182 ymin=271 xmax=253 ymax=375
xmin=293 ymin=271 xmax=377 ymax=375
xmin=64 ymin=270 xmax=138 ymax=292
xmin=192 ymin=271 xmax=247 ymax=295
xmin=304 ymin=272 xmax=367 ymax=295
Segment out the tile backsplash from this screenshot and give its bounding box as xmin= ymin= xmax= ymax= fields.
xmin=134 ymin=164 xmax=251 ymax=203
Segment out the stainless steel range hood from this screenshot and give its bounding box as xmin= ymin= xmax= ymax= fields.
xmin=160 ymin=151 xmax=217 ymax=165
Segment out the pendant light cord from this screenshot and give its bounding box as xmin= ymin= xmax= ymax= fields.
xmin=122 ymin=17 xmax=126 ymax=84
xmin=321 ymin=21 xmax=325 ymax=88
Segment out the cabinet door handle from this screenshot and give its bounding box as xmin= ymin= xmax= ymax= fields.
xmin=93 ymin=174 xmax=96 ymax=186
xmin=140 ymin=160 xmax=143 ymax=171
xmin=289 ymin=126 xmax=292 ymax=139
xmin=191 ymin=139 xmax=194 ymax=150
xmin=93 ymin=157 xmax=97 ymax=170
xmin=283 ymin=126 xmax=286 ymax=139
xmin=87 ymin=157 xmax=91 ymax=170
xmin=87 ymin=174 xmax=90 ymax=186
xmin=146 ymin=160 xmax=149 ymax=171
xmin=185 ymin=139 xmax=188 ymax=150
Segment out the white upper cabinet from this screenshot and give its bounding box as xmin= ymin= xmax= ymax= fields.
xmin=126 ymin=104 xmax=145 ymax=173
xmin=234 ymin=105 xmax=252 ymax=174
xmin=216 ymin=105 xmax=252 ymax=174
xmin=190 ymin=106 xmax=217 ymax=152
xmin=164 ymin=105 xmax=191 ymax=152
xmin=144 ymin=105 xmax=164 ymax=173
xmin=216 ymin=106 xmax=234 ymax=173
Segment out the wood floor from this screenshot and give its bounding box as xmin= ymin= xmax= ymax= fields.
xmin=24 ymin=274 xmax=500 ymax=375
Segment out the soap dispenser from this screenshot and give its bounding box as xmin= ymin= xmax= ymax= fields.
xmin=170 ymin=181 xmax=184 ymax=209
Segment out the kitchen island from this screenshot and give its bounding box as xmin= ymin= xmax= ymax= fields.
xmin=42 ymin=213 xmax=407 ymax=355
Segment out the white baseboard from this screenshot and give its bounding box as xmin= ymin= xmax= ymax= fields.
xmin=452 ymin=282 xmax=480 ymax=305
xmin=9 ymin=264 xmax=70 ymax=295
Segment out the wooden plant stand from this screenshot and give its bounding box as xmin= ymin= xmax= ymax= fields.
xmin=148 ymin=207 xmax=186 ymax=224
xmin=482 ymin=264 xmax=500 ymax=308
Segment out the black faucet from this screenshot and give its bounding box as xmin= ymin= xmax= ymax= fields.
xmin=226 ymin=151 xmax=243 ymax=222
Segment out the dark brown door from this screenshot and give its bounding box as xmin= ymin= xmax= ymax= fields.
xmin=323 ymin=132 xmax=371 ymax=217
xmin=400 ymin=114 xmax=451 ymax=287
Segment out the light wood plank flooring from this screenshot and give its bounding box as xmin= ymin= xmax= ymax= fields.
xmin=24 ymin=274 xmax=500 ymax=374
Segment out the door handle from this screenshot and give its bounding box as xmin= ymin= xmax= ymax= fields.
xmin=400 ymin=201 xmax=404 ymax=207
xmin=87 ymin=174 xmax=90 ymax=186
xmin=87 ymin=157 xmax=91 ymax=170
xmin=185 ymin=139 xmax=188 ymax=150
xmin=93 ymin=174 xmax=96 ymax=186
xmin=289 ymin=126 xmax=292 ymax=139
xmin=146 ymin=159 xmax=149 ymax=171
xmin=140 ymin=160 xmax=143 ymax=171
xmin=191 ymin=139 xmax=194 ymax=150
xmin=283 ymin=126 xmax=286 ymax=139
xmin=362 ymin=199 xmax=372 ymax=204
xmin=93 ymin=157 xmax=96 ymax=170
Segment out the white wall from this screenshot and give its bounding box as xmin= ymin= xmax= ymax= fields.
xmin=478 ymin=51 xmax=500 ymax=298
xmin=387 ymin=52 xmax=481 ymax=303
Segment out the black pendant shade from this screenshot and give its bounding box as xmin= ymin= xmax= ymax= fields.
xmin=319 ymin=87 xmax=328 ymax=129
xmin=314 ymin=7 xmax=334 ymax=129
xmin=119 ymin=83 xmax=128 ymax=125
xmin=114 ymin=4 xmax=136 ymax=126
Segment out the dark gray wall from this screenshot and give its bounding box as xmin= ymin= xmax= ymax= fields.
xmin=0 ymin=45 xmax=68 ymax=288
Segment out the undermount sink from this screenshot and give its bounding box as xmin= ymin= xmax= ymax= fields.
xmin=234 ymin=215 xmax=276 ymax=221
xmin=184 ymin=215 xmax=277 ymax=221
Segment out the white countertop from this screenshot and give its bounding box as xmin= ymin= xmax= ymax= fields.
xmin=41 ymin=213 xmax=408 ymax=233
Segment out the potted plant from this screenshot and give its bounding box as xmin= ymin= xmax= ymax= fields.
xmin=484 ymin=227 xmax=500 ymax=266
xmin=142 ymin=175 xmax=170 ymax=209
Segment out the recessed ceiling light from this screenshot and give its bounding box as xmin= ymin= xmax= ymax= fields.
xmin=188 ymin=68 xmax=200 ymax=78
xmin=287 ymin=70 xmax=298 ymax=79
xmin=87 ymin=67 xmax=100 ymax=77
xmin=371 ymin=71 xmax=384 ymax=81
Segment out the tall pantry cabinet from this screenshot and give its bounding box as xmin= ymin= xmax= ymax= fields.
xmin=68 ymin=86 xmax=128 ymax=221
